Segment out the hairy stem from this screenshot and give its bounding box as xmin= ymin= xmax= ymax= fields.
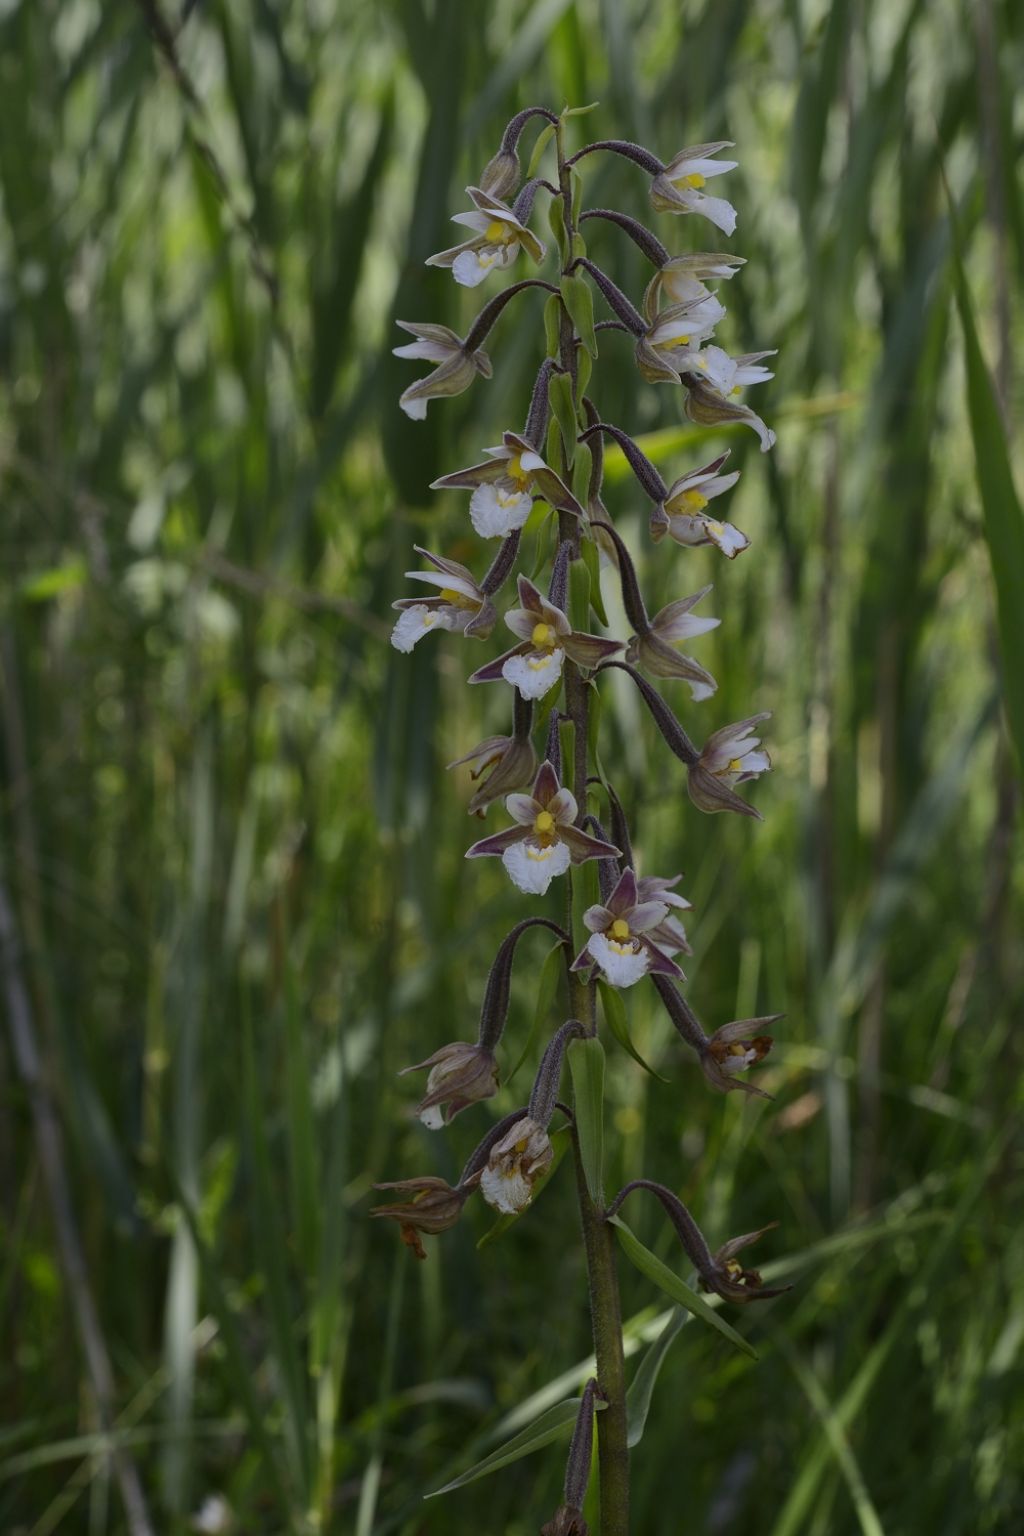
xmin=556 ymin=116 xmax=630 ymax=1536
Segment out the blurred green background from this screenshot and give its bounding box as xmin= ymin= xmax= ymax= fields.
xmin=1 ymin=0 xmax=1022 ymax=1532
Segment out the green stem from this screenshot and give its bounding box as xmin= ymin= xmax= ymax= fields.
xmin=555 ymin=117 xmax=630 ymax=1536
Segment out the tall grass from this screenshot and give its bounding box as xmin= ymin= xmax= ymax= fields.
xmin=0 ymin=1 xmax=1021 ymax=1532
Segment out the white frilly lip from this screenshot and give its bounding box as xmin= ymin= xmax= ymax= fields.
xmin=502 ymin=838 xmax=571 ymax=894
xmin=469 ymin=481 xmax=533 ymax=539
xmin=587 ymin=932 xmax=651 ymax=988
xmin=502 ymin=647 xmax=564 ymax=700
xmin=480 ymin=1162 xmax=533 ymax=1214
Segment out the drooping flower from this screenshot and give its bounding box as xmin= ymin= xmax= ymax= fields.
xmin=426 ymin=185 xmax=546 ymax=288
xmin=635 ymin=297 xmax=727 ymax=385
xmin=571 ymin=868 xmax=685 ymax=989
xmin=393 ymin=320 xmax=492 ymax=420
xmin=684 ymin=344 xmax=776 ymax=398
xmin=650 ymin=453 xmax=749 ymax=558
xmin=447 ymin=730 xmax=538 ymax=816
xmin=684 ymin=373 xmax=776 ymax=453
xmin=390 ymin=546 xmax=496 ymax=652
xmin=702 ymin=1016 xmax=779 ymax=1098
xmin=468 ymin=575 xmax=623 ymax=701
xmin=687 ymin=712 xmax=772 ymax=818
xmin=643 ymin=251 xmax=745 ymax=322
xmin=625 ymin=585 xmax=720 ymax=700
xmin=479 ymin=1115 xmax=553 ymax=1214
xmin=431 ymin=431 xmax=583 ymax=540
xmin=399 ymin=1041 xmax=499 ymax=1129
xmin=700 ymin=1224 xmax=792 ymax=1304
xmin=650 ymin=142 xmax=739 ymax=234
xmin=466 ymin=759 xmax=620 ymax=895
xmin=370 ymin=1174 xmax=477 ymax=1261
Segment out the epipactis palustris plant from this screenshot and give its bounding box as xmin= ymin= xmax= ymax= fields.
xmin=373 ymin=105 xmax=790 ymax=1535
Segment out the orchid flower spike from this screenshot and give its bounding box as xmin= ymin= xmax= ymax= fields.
xmin=432 ymin=429 xmax=582 ymax=540
xmin=393 ymin=320 xmax=492 ymax=419
xmin=466 ymin=759 xmax=620 ymax=895
xmin=650 ymin=141 xmax=739 ymax=235
xmin=390 ymin=546 xmax=496 ymax=652
xmin=572 ymin=867 xmax=686 ymax=988
xmin=426 ymin=185 xmax=546 ymax=288
xmin=469 ymin=574 xmax=623 ymax=701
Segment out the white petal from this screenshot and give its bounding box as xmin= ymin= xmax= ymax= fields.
xmin=390 ymin=605 xmax=454 ymax=652
xmin=404 ymin=569 xmax=479 ymax=601
xmin=419 ymin=1105 xmax=445 ymax=1130
xmin=502 ymin=838 xmax=571 ymax=895
xmin=688 ymin=192 xmax=738 ymax=235
xmin=588 ymin=932 xmax=650 ymax=988
xmin=399 ymin=392 xmax=428 ymax=421
xmin=690 ymin=679 xmax=716 ymax=702
xmin=704 ymin=520 xmax=750 ymax=558
xmin=392 ymin=339 xmax=451 ymax=362
xmin=451 ymin=211 xmax=493 ymax=233
xmin=480 ymin=1162 xmax=534 ymax=1214
xmin=469 ymin=482 xmax=533 ymax=539
xmin=740 ymin=750 xmax=771 ymax=775
xmin=452 ymin=248 xmax=498 ymax=287
xmin=673 ymin=156 xmax=737 ymax=182
xmin=502 ymin=647 xmax=564 ymax=700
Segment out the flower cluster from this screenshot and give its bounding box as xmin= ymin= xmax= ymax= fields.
xmin=377 ymin=106 xmax=790 ymax=1527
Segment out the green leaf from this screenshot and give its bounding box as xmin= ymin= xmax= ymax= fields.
xmin=579 ymin=532 xmax=606 ymax=624
xmin=560 ymin=273 xmax=597 ymax=358
xmin=949 ymin=207 xmax=1024 ymax=774
xmin=567 ymin=1036 xmax=605 ymax=1203
xmin=527 ymin=122 xmax=557 ymax=178
xmin=626 ymin=1306 xmax=686 ymax=1447
xmin=546 ymin=193 xmax=569 ymax=263
xmin=505 ymin=942 xmax=565 ymax=1087
xmin=598 ymin=980 xmax=668 ymax=1082
xmin=610 ymin=1218 xmax=757 ymax=1359
xmin=19 ymin=559 xmax=87 ymax=601
xmin=572 ymin=439 xmax=593 ymax=514
xmin=543 ymin=292 xmax=562 ymax=359
xmin=426 ymin=1395 xmax=603 ymax=1497
xmin=561 ymin=100 xmax=600 ymax=118
xmin=568 ymin=555 xmax=591 ymax=632
xmin=548 ymin=369 xmax=578 ymax=462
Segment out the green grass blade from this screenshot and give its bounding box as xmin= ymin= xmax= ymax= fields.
xmin=609 ymin=1218 xmax=757 ymax=1359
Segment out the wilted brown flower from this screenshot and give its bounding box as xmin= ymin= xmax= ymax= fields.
xmin=370 ymin=1175 xmax=477 ymax=1261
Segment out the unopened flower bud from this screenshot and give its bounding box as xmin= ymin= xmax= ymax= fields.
xmin=479 ymin=1115 xmax=553 ymax=1214
xmin=371 ymin=1174 xmax=476 ymax=1261
xmin=400 ymin=1042 xmax=499 ymax=1129
xmin=479 ymin=146 xmax=521 ymax=201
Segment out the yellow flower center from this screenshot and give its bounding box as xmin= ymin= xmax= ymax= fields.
xmin=514 ymin=1137 xmax=529 ymax=1153
xmin=438 ymin=586 xmax=478 ymax=611
xmin=679 ymin=489 xmax=709 ymax=513
xmin=727 ymin=1042 xmax=748 ymax=1057
xmin=610 ymin=919 xmax=631 ymax=941
xmin=726 ymin=756 xmax=744 ymax=773
xmin=531 ymin=622 xmax=556 ymax=649
xmin=678 ymin=171 xmax=706 ymax=189
xmin=506 ymin=452 xmax=530 ymax=488
xmin=705 ymin=518 xmax=724 ymax=538
xmin=534 ymin=810 xmax=555 ymax=836
xmin=485 ymin=219 xmax=514 ymax=243
xmin=660 ymin=333 xmax=691 ymax=349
